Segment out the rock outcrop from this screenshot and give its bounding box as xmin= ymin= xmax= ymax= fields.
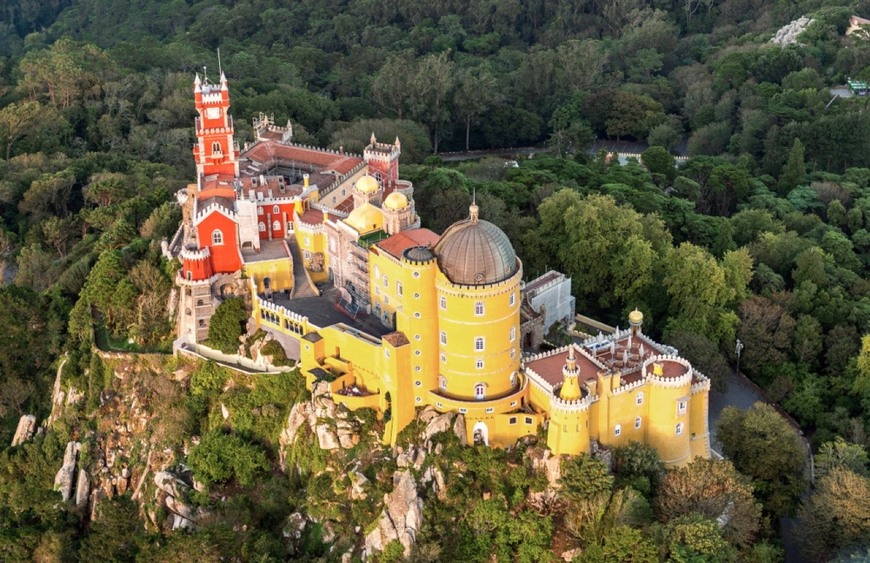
xmin=11 ymin=414 xmax=36 ymax=446
xmin=278 ymin=382 xmax=361 ymax=468
xmin=771 ymin=16 xmax=814 ymax=46
xmin=54 ymin=441 xmax=81 ymax=502
xmin=363 ymin=470 xmax=423 ymax=559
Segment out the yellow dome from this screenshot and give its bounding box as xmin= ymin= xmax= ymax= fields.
xmin=383 ymin=192 xmax=408 ymax=211
xmin=355 ymin=175 xmax=380 ymax=194
xmin=629 ymin=309 xmax=644 ymax=324
xmin=345 ymin=202 xmax=383 ymax=234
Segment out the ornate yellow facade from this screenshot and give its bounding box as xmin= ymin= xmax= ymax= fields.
xmin=250 ymin=200 xmax=711 ymax=466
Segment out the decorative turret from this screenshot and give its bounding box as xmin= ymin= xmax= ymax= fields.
xmin=352 ymin=174 xmax=382 ymax=208
xmin=364 ymin=134 xmax=401 ymax=187
xmin=629 ymin=308 xmax=644 ymax=335
xmin=559 ymin=346 xmax=583 ymax=401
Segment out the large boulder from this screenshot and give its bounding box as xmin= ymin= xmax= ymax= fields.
xmin=315 ymin=424 xmax=340 ymax=450
xmin=11 ymin=414 xmax=36 ymax=447
xmin=154 ymin=471 xmax=190 ymax=499
xmin=363 ymin=470 xmax=423 ymax=558
xmin=422 ymin=413 xmax=453 ymax=441
xmin=75 ymin=469 xmax=90 ymax=510
xmin=54 ymin=441 xmax=80 ymax=502
xmin=452 ymin=414 xmax=468 ymax=446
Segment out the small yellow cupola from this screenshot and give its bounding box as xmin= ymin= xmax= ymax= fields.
xmin=559 ymin=346 xmax=583 ymax=401
xmin=355 ymin=174 xmax=380 ymax=194
xmin=383 ymin=191 xmax=408 ymax=210
xmin=629 ymin=308 xmax=644 ymax=335
xmin=344 ymin=202 xmax=383 ymax=235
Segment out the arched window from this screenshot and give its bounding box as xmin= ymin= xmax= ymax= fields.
xmin=273 ymin=205 xmax=280 ymax=214
xmin=675 ymin=423 xmax=683 ymax=436
xmin=474 ymin=301 xmax=484 ymax=316
xmin=474 ymin=383 xmax=486 ymax=400
xmin=440 ymin=331 xmax=447 ymax=345
xmin=614 ymin=424 xmax=622 ymax=436
xmin=258 ymin=222 xmax=266 ymax=232
xmin=272 ymin=220 xmax=280 ymax=231
xmin=474 ymin=337 xmax=485 ymax=351
xmin=212 ymin=141 xmax=222 ymax=154
xmin=258 ymin=207 xmax=264 ymax=215
xmin=211 ymin=230 xmax=223 ymax=245
xmin=635 ymin=417 xmax=642 ymax=429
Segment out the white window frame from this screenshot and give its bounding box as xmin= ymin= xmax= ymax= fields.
xmin=510 ymin=293 xmax=516 ymax=306
xmin=510 ymin=327 xmax=516 ymax=342
xmin=474 ymin=301 xmax=484 ymax=316
xmin=272 ymin=220 xmax=280 ymax=231
xmin=677 ymin=399 xmax=687 ymax=416
xmin=614 ymin=424 xmax=622 ymax=436
xmin=474 ymin=337 xmax=485 ymax=351
xmin=476 ymin=359 xmax=484 ymax=370
xmin=211 ymin=229 xmax=223 ymax=245
xmin=676 ymin=422 xmax=683 ymax=436
xmin=439 ymin=376 xmax=447 ymax=390
xmin=396 ymin=281 xmax=403 ymax=296
xmin=439 ymin=296 xmax=447 ymax=310
xmin=635 ymin=417 xmax=642 ymax=429
xmin=636 ymin=392 xmax=644 ymax=406
xmin=440 ymin=331 xmax=447 ymax=345
xmin=474 ymin=383 xmax=485 ymax=400
xmin=273 ymin=205 xmax=280 ymax=214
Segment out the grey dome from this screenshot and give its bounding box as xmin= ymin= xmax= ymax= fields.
xmin=404 ymin=246 xmax=435 ymax=262
xmin=434 ymin=207 xmax=518 ymax=286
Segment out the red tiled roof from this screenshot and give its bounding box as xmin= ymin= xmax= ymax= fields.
xmin=242 ymin=140 xmax=362 ymax=175
xmin=376 ymin=228 xmax=440 ymax=259
xmin=298 ymin=207 xmax=341 ymax=225
xmin=526 ymin=347 xmax=601 ymax=387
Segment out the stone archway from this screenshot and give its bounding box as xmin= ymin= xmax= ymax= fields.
xmin=472 ymin=421 xmax=489 ymax=446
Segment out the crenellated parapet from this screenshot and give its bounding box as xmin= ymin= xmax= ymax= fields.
xmin=195 ymin=201 xmax=237 ymax=224
xmin=550 ymin=392 xmax=597 ymax=413
xmin=180 ymin=246 xmax=210 ymax=261
xmin=643 ymin=354 xmax=694 ymax=388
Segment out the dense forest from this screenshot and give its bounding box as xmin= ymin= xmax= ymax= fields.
xmin=1 ymin=0 xmax=870 ymax=561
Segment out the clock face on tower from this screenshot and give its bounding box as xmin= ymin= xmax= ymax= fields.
xmin=206 ymin=107 xmax=220 ymax=120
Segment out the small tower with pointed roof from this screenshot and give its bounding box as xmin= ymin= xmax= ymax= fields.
xmin=364 ymin=133 xmax=401 ymax=187
xmin=559 ymin=346 xmax=583 ymax=401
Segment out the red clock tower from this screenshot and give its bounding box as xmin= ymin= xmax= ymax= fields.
xmin=192 ymin=72 xmax=239 ymax=178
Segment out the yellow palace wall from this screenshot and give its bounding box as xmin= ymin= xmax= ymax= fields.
xmin=244 ymin=257 xmax=294 ymax=293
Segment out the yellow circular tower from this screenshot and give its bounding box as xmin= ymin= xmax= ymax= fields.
xmin=432 ymin=202 xmax=522 ymax=403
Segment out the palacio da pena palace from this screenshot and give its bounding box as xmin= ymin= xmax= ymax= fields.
xmin=171 ymin=72 xmax=711 ymax=467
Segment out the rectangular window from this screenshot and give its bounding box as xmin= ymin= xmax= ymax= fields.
xmin=476 ymin=359 xmax=484 ymax=370
xmin=510 ymin=348 xmax=516 ymax=359
xmin=678 ymin=400 xmax=687 ymax=416
xmin=510 ymin=327 xmax=516 ymax=342
xmin=614 ymin=425 xmax=622 ymax=436
xmin=510 ymin=293 xmax=516 ymax=306
xmin=440 ymin=353 xmax=446 ymax=364
xmin=636 ymin=392 xmax=644 ymax=406
xmin=474 ymin=301 xmax=484 ymax=316
xmin=383 ymin=275 xmax=388 ymax=288
xmin=635 ymin=417 xmax=642 ymax=429
xmin=485 ymin=407 xmax=494 ymax=414
xmin=396 ymin=281 xmax=403 ymax=296
xmin=440 ymin=331 xmax=447 ymax=345
xmin=676 ymin=423 xmax=683 ymax=436
xmin=525 ymin=417 xmax=533 ymax=425
xmin=439 ymin=296 xmax=446 ymax=309
xmin=475 ymin=337 xmax=485 ymax=351
xmin=509 ymin=417 xmax=517 ymax=425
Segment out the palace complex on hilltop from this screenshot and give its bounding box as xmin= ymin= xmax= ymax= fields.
xmin=171 ymin=73 xmax=711 ymax=466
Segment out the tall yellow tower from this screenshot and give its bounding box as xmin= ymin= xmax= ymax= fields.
xmin=432 ymin=202 xmax=522 ymax=403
